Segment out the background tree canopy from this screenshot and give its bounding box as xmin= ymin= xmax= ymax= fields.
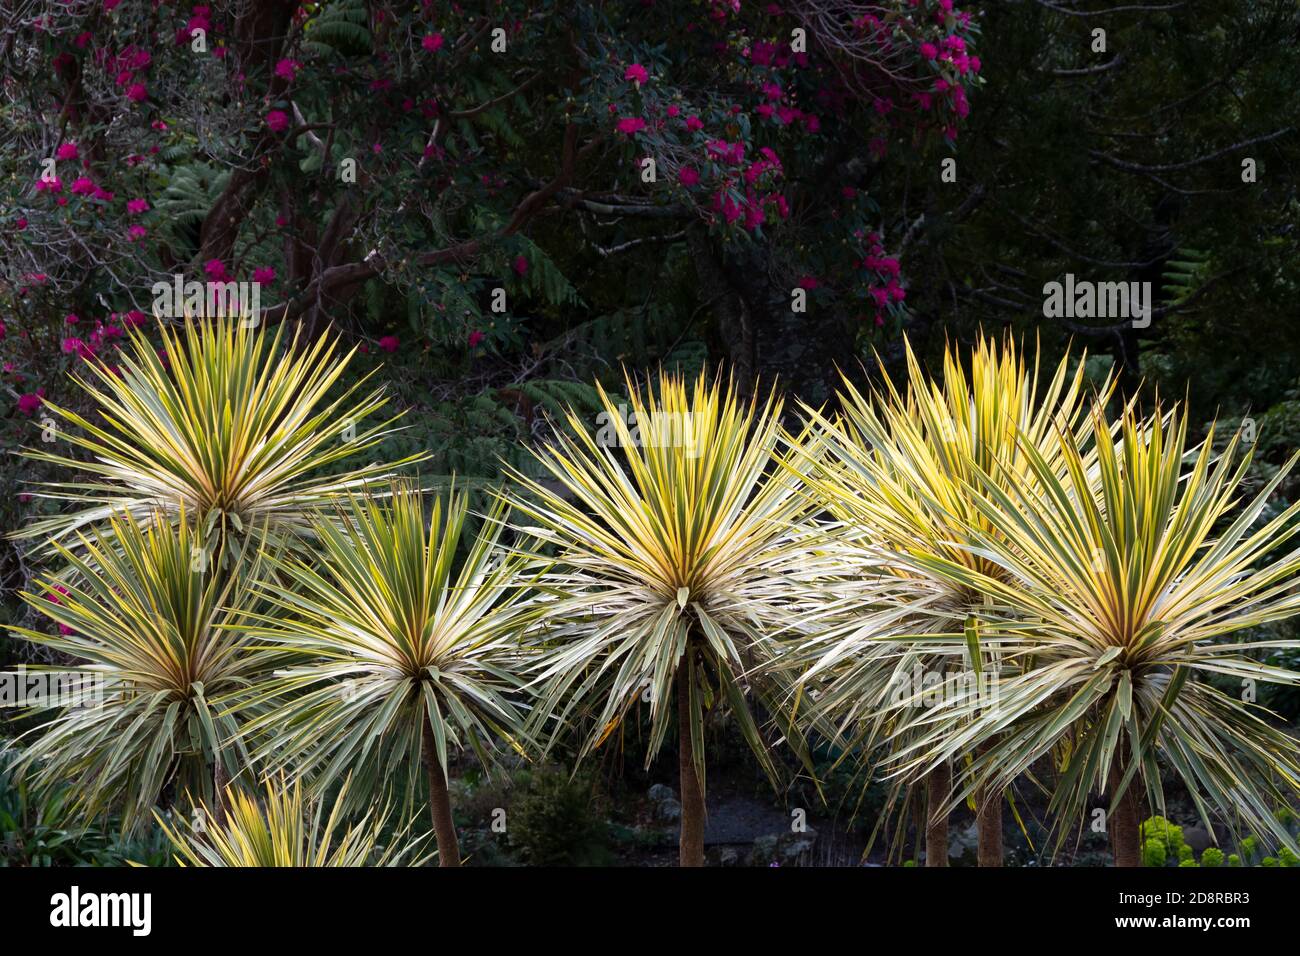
xmin=1 ymin=1 xmax=1299 ymax=865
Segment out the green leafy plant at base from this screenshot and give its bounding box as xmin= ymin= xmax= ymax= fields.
xmin=149 ymin=777 xmax=430 ymax=867
xmin=507 ymin=766 xmax=613 ymax=866
xmin=1140 ymin=814 xmax=1300 ymax=867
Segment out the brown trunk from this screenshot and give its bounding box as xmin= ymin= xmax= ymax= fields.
xmin=975 ymin=740 xmax=1003 ymax=867
xmin=677 ymin=669 xmax=707 ymax=867
xmin=211 ymin=757 xmax=230 ymax=829
xmin=925 ymin=761 xmax=951 ymax=867
xmin=421 ymin=714 xmax=461 ymax=867
xmin=1108 ymin=757 xmax=1142 ymax=868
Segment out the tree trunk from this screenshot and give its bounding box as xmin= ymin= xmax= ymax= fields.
xmin=1108 ymin=757 xmax=1142 ymax=868
xmin=925 ymin=761 xmax=950 ymax=867
xmin=421 ymin=714 xmax=461 ymax=867
xmin=677 ymin=669 xmax=707 ymax=867
xmin=975 ymin=740 xmax=1003 ymax=867
xmin=211 ymin=757 xmax=230 ymax=829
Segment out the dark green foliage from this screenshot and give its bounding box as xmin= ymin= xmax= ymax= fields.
xmin=0 ymin=758 xmax=172 ymax=867
xmin=507 ymin=766 xmax=613 ymax=866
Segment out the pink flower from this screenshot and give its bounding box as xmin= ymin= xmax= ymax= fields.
xmin=422 ymin=33 xmax=445 ymax=52
xmin=513 ymin=255 xmax=529 ymax=276
xmin=17 ymin=392 xmax=43 ymax=415
xmin=128 ymin=224 xmax=148 ymax=241
xmin=126 ymin=83 xmax=148 ymax=102
xmin=266 ymin=109 xmax=289 ymax=132
xmin=624 ymin=63 xmax=648 ymax=85
xmin=679 ymin=166 xmax=700 ymax=187
xmin=274 ymin=58 xmax=300 ymax=80
xmin=377 ymin=335 xmax=400 ymax=353
xmin=685 ymin=115 xmax=704 ymax=132
xmin=127 ymin=198 xmax=149 ymax=215
xmin=714 ymin=190 xmax=742 ymax=224
xmin=34 ymin=176 xmax=62 ymax=194
xmin=204 ymin=259 xmax=228 ymax=281
xmin=123 ymin=310 xmax=148 ymax=329
xmin=275 ymin=214 xmax=289 ymax=227
xmin=64 ymin=314 xmax=79 ymax=325
xmin=798 ymin=276 xmax=819 ymax=290
xmin=920 ymin=42 xmax=938 ymax=60
xmin=14 ymin=217 xmax=26 ymax=231
xmin=70 ymin=176 xmax=96 ymax=196
xmin=468 ymin=330 xmax=485 ymax=348
xmin=252 ymin=266 xmax=276 ymax=283
xmin=56 ymin=142 xmax=79 ymax=160
xmin=615 ymin=116 xmax=646 ymax=135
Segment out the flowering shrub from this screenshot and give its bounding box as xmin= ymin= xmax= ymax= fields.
xmin=0 ymin=0 xmax=979 ymax=614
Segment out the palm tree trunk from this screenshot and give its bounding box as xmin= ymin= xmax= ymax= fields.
xmin=211 ymin=757 xmax=230 ymax=829
xmin=677 ymin=669 xmax=706 ymax=867
xmin=421 ymin=713 xmax=461 ymax=867
xmin=1108 ymin=758 xmax=1141 ymax=867
xmin=975 ymin=740 xmax=1003 ymax=867
xmin=925 ymin=761 xmax=950 ymax=867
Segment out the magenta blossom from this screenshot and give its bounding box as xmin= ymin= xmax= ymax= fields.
xmin=615 ymin=116 xmax=646 ymax=135
xmin=204 ymin=259 xmax=228 ymax=281
xmin=252 ymin=266 xmax=276 ymax=284
xmin=513 ymin=255 xmax=529 ymax=276
xmin=377 ymin=335 xmax=400 ymax=353
xmin=56 ymin=142 xmax=79 ymax=160
xmin=422 ymin=33 xmax=445 ymax=52
xmin=468 ymin=330 xmax=485 ymax=348
xmin=126 ymin=198 xmax=149 ymax=214
xmin=624 ymin=63 xmax=648 ymax=85
xmin=126 ymin=83 xmax=148 ymax=102
xmin=266 ymin=110 xmax=289 ymax=132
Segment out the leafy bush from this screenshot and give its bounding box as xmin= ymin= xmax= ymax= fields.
xmin=0 ymin=754 xmax=170 ymax=867
xmin=1140 ymin=814 xmax=1300 ymax=868
xmin=507 ymin=766 xmax=612 ymax=866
